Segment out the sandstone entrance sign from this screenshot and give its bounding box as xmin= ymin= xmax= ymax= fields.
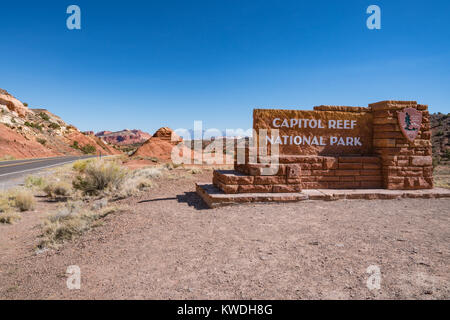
xmin=253 ymin=108 xmax=373 ymax=155
xmin=197 ymin=101 xmax=437 ymax=207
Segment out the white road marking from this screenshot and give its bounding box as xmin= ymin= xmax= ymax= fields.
xmin=0 ymin=160 xmax=79 ymax=177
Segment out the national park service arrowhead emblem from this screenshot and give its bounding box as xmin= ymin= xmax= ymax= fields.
xmin=398 ymin=107 xmax=422 ymax=142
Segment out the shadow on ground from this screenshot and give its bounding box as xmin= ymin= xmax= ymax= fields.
xmin=137 ymin=192 xmax=209 ymax=210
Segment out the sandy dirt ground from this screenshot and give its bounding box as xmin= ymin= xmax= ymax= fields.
xmin=0 ymin=170 xmax=449 ymax=300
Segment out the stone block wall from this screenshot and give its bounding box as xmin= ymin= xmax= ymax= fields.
xmin=369 ymin=101 xmax=433 ymax=189
xmin=214 ymin=155 xmax=382 ymax=193
xmin=213 ymin=100 xmax=433 ymax=194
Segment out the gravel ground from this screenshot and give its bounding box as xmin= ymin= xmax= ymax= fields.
xmin=0 ymin=170 xmax=449 ymax=300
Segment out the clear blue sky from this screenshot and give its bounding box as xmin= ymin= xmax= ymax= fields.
xmin=1 ymin=0 xmax=449 ymax=134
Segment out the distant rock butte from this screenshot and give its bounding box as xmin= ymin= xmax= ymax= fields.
xmin=133 ymin=127 xmax=190 ymax=161
xmin=96 ymin=129 xmax=152 ymax=146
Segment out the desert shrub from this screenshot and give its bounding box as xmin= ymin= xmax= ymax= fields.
xmin=39 ymin=112 xmax=50 ymax=121
xmin=444 ymin=150 xmax=450 ymax=160
xmin=12 ymin=189 xmax=36 ymax=211
xmin=37 ymin=138 xmax=46 ymax=145
xmin=25 ymin=175 xmax=46 ymax=188
xmin=24 ymin=121 xmax=43 ymax=131
xmin=134 ymin=167 xmax=163 ymax=179
xmin=80 ymin=144 xmax=96 ymax=154
xmin=23 ymin=102 xmax=28 ymax=107
xmin=71 ymin=141 xmax=79 ymax=149
xmin=0 ymin=155 xmax=16 ymax=161
xmin=189 ymin=168 xmax=203 ymax=174
xmin=48 ymin=122 xmax=60 ymax=129
xmin=43 ymin=181 xmax=72 ymax=198
xmin=72 ymin=160 xmax=128 ymax=195
xmin=38 ymin=202 xmax=116 ymax=248
xmin=0 ymin=211 xmax=21 ymax=224
xmin=73 ymin=159 xmax=93 ymax=172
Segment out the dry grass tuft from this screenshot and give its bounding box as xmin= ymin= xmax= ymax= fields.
xmin=24 ymin=175 xmax=46 ymax=188
xmin=38 ymin=202 xmax=117 ymax=248
xmin=11 ymin=188 xmax=36 ymax=212
xmin=0 ymin=211 xmax=21 ymax=224
xmin=43 ymin=180 xmax=72 ymax=198
xmin=72 ymin=159 xmax=94 ymax=172
xmin=0 ymin=188 xmax=35 ymax=223
xmin=73 ymin=160 xmax=128 ymax=195
xmin=434 ymin=165 xmax=450 ymax=189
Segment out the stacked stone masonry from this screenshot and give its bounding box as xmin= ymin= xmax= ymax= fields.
xmin=211 ymin=101 xmax=433 ymax=194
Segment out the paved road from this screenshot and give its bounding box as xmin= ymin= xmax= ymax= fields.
xmin=0 ymin=155 xmax=98 ymax=187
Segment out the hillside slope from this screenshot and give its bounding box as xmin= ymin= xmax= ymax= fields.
xmin=431 ymin=113 xmax=450 ymax=163
xmin=0 ymin=89 xmax=121 ymax=159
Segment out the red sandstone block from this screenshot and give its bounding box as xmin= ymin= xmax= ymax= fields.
xmin=381 ymin=156 xmax=397 ymax=166
xmin=327 ymin=181 xmax=361 ymax=189
xmin=214 ymin=170 xmax=254 ymax=185
xmin=272 ymin=184 xmax=302 ymax=193
xmin=214 ymin=179 xmax=239 ymax=194
xmin=302 ymin=182 xmax=328 ymax=189
xmin=286 ymin=164 xmax=301 ymax=178
xmin=421 ymin=131 xmax=431 ymax=139
xmin=373 ymin=131 xmax=404 ymax=139
xmin=300 ymin=163 xmax=311 ymax=170
xmin=355 ymin=175 xmax=382 ymax=181
xmin=372 ymin=110 xmax=394 ymax=118
xmin=301 ymin=170 xmax=312 ymax=176
xmin=375 ymin=148 xmax=404 ymax=156
xmin=423 ymin=166 xmax=433 ymax=177
xmin=287 ymin=178 xmax=302 ymax=184
xmin=311 ymin=163 xmax=323 ymax=170
xmin=397 ymin=160 xmax=409 ymax=166
xmin=373 ymin=117 xmax=397 ymax=125
xmin=340 ymin=176 xmax=355 ymax=182
xmin=300 ymin=176 xmax=316 ymax=182
xmin=373 ymin=124 xmax=397 ymax=132
xmin=398 ymin=170 xmax=423 ymax=177
xmin=248 ymin=164 xmax=284 ymax=176
xmin=311 ymin=170 xmax=335 ymax=176
xmin=278 ymin=156 xmax=322 ymax=164
xmin=339 ymin=162 xmax=362 ymax=170
xmin=299 ymin=156 xmax=323 ymax=163
xmin=360 ymin=181 xmax=383 ymax=188
xmin=360 ymin=157 xmax=380 ymax=163
xmin=254 ymin=176 xmax=287 ymax=185
xmin=323 ymin=157 xmax=338 ymax=169
xmin=374 ymin=139 xmax=396 ymax=148
xmin=387 ymin=177 xmax=404 ymax=183
xmin=360 ymin=170 xmax=381 ymax=176
xmin=410 ymin=156 xmax=432 ymax=166
xmin=338 ymin=156 xmax=362 ymax=163
xmin=317 ymin=176 xmax=340 ymax=182
xmin=336 ymin=170 xmax=360 ymax=176
xmin=417 ymin=104 xmax=428 ymax=111
xmin=238 ymin=184 xmax=272 ymax=193
xmin=363 ymin=163 xmax=380 ymax=169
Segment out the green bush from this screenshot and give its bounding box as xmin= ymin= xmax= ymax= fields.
xmin=39 ymin=112 xmax=50 ymax=121
xmin=71 ymin=141 xmax=79 ymax=149
xmin=80 ymin=144 xmax=96 ymax=154
xmin=48 ymin=122 xmax=60 ymax=129
xmin=37 ymin=138 xmax=46 ymax=145
xmin=24 ymin=121 xmax=43 ymax=132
